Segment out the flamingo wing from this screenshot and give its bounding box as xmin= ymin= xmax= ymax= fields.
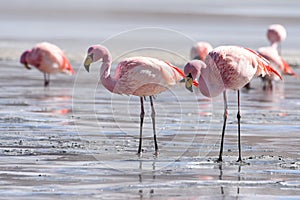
xmin=258 ymin=46 xmax=296 ymax=77
xmin=113 ymin=57 xmax=182 ymax=96
xmin=281 ymin=58 xmax=297 ymax=77
xmin=244 ymin=47 xmax=282 ymax=80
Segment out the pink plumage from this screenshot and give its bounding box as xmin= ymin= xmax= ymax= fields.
xmin=259 ymin=46 xmax=296 ymax=76
xmin=190 ymin=42 xmax=213 ymax=61
xmin=267 ymin=24 xmax=287 ymax=46
xmin=112 ymin=57 xmax=184 ymax=96
xmin=258 ymin=24 xmax=296 ymax=89
xmin=199 ymin=46 xmax=281 ymax=97
xmin=184 ymin=45 xmax=282 ymax=162
xmin=84 ymin=44 xmax=186 ymax=155
xmin=20 ymin=42 xmax=75 ymax=86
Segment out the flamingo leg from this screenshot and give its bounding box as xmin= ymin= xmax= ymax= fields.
xmin=138 ymin=97 xmax=145 ymax=155
xmin=237 ymin=90 xmax=242 ymax=162
xmin=44 ymin=73 xmax=50 ymax=87
xmin=218 ymin=91 xmax=228 ymax=162
xmin=150 ymin=96 xmax=159 ymax=155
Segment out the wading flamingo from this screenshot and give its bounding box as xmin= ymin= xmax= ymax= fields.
xmin=20 ymin=42 xmax=75 ymax=87
xmin=258 ymin=45 xmax=296 ymax=90
xmin=245 ymin=24 xmax=289 ymax=90
xmin=83 ymin=45 xmax=194 ymax=155
xmin=267 ymin=24 xmax=287 ymax=55
xmin=183 ymin=46 xmax=282 ymax=162
xmin=190 ymin=42 xmax=213 ymax=61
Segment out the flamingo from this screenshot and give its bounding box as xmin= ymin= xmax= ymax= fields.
xmin=20 ymin=42 xmax=75 ymax=87
xmin=183 ymin=46 xmax=282 ymax=162
xmin=267 ymin=24 xmax=287 ymax=54
xmin=258 ymin=24 xmax=296 ymax=89
xmin=190 ymin=42 xmax=213 ymax=61
xmin=258 ymin=45 xmax=297 ymax=90
xmin=83 ymin=44 xmax=194 ymax=155
xmin=245 ymin=24 xmax=290 ymax=90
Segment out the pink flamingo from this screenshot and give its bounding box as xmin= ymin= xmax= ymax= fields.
xmin=83 ymin=45 xmax=194 ymax=155
xmin=20 ymin=42 xmax=75 ymax=87
xmin=267 ymin=24 xmax=287 ymax=54
xmin=258 ymin=45 xmax=296 ymax=90
xmin=183 ymin=46 xmax=282 ymax=162
xmin=190 ymin=42 xmax=213 ymax=61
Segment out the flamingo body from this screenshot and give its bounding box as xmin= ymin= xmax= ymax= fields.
xmin=112 ymin=57 xmax=184 ymax=96
xmin=20 ymin=42 xmax=75 ymax=86
xmin=184 ymin=45 xmax=282 ymax=161
xmin=258 ymin=46 xmax=296 ymax=78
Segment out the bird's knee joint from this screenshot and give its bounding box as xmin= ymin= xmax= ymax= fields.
xmin=223 ymin=110 xmax=228 ymax=118
xmin=237 ymin=112 xmax=241 ymax=119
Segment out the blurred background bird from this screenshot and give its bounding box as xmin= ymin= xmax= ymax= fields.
xmin=20 ymin=42 xmax=75 ymax=87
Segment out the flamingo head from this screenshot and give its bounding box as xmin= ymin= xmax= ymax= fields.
xmin=183 ymin=60 xmax=206 ymax=92
xmin=20 ymin=50 xmax=31 ymax=70
xmin=84 ymin=45 xmax=111 ymax=72
xmin=267 ymin=24 xmax=287 ymax=44
xmin=190 ymin=42 xmax=213 ymax=61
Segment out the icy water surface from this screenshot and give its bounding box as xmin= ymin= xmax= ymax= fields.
xmin=1 ymin=0 xmax=300 ymax=199
xmin=1 ymin=60 xmax=300 ymax=199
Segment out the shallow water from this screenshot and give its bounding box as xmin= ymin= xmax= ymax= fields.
xmin=1 ymin=0 xmax=300 ymax=199
xmin=1 ymin=60 xmax=300 ymax=199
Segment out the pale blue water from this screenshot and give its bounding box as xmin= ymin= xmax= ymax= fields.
xmin=0 ymin=0 xmax=300 ymax=199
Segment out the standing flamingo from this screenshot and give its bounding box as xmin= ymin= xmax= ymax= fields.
xmin=83 ymin=45 xmax=192 ymax=155
xmin=190 ymin=42 xmax=213 ymax=61
xmin=258 ymin=45 xmax=296 ymax=90
xmin=20 ymin=42 xmax=75 ymax=87
xmin=245 ymin=24 xmax=289 ymax=90
xmin=183 ymin=46 xmax=282 ymax=162
xmin=267 ymin=24 xmax=287 ymax=55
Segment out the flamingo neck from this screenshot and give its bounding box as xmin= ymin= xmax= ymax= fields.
xmin=271 ymin=42 xmax=278 ymax=49
xmin=100 ymin=61 xmax=117 ymax=93
xmin=198 ymin=67 xmax=225 ymax=98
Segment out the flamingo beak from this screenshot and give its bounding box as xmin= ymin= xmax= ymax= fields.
xmin=24 ymin=63 xmax=31 ymax=70
xmin=185 ymin=73 xmax=194 ymax=92
xmin=84 ymin=54 xmax=93 ymax=72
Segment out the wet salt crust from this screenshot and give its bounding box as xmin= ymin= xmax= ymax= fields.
xmin=1 ymin=0 xmax=300 ymax=198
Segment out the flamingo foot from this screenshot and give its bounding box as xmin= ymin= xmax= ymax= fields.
xmin=137 ymin=149 xmax=143 ymax=158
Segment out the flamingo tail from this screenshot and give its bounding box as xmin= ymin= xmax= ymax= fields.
xmin=281 ymin=58 xmax=297 ymax=77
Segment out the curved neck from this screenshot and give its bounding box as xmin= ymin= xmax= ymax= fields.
xmin=198 ymin=67 xmax=225 ymax=98
xmin=271 ymin=42 xmax=278 ymax=49
xmin=100 ymin=60 xmax=117 ymax=93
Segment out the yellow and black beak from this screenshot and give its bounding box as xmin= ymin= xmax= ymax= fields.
xmin=24 ymin=63 xmax=31 ymax=70
xmin=84 ymin=53 xmax=93 ymax=72
xmin=185 ymin=73 xmax=194 ymax=92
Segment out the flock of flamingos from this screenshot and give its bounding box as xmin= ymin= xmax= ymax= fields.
xmin=19 ymin=24 xmax=297 ymax=162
